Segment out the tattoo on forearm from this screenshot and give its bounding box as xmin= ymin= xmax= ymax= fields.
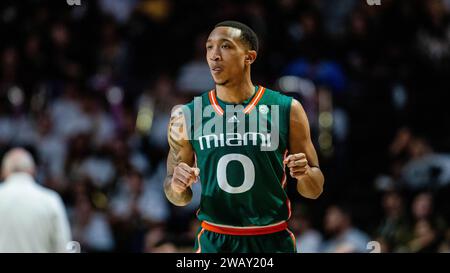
xmin=168 ymin=113 xmax=185 ymax=149
xmin=164 ymin=111 xmax=193 ymax=206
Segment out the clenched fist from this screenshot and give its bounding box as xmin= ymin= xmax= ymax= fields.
xmin=284 ymin=153 xmax=309 ymax=179
xmin=171 ymin=162 xmax=200 ymax=194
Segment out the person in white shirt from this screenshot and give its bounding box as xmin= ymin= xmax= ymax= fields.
xmin=321 ymin=205 xmax=371 ymax=253
xmin=0 ymin=148 xmax=72 ymax=253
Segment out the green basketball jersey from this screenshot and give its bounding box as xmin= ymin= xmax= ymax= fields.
xmin=183 ymin=85 xmax=293 ymax=227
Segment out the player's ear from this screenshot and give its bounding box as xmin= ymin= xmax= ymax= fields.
xmin=245 ymin=50 xmax=257 ymax=65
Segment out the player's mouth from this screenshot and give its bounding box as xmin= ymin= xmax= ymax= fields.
xmin=211 ymin=66 xmax=223 ymax=73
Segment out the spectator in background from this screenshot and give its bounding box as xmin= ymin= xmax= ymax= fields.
xmin=1 ymin=46 xmax=19 ymax=87
xmin=382 ymin=127 xmax=450 ymax=190
xmin=49 ymin=82 xmax=91 ymax=140
xmin=416 ymin=0 xmax=450 ymax=68
xmin=411 ymin=192 xmax=445 ymax=226
xmin=176 ymin=33 xmax=215 ymax=95
xmin=0 ymin=148 xmax=71 ymax=252
xmin=34 ymin=111 xmax=68 ymax=191
xmin=79 ymin=153 xmax=116 ymax=190
xmin=290 ymin=204 xmax=323 ymax=253
xmin=287 ymin=8 xmax=327 ymax=60
xmin=70 ymin=190 xmax=115 ymax=253
xmin=400 ymin=136 xmax=450 ymax=190
xmin=412 ymin=192 xmax=446 ymax=231
xmin=0 ymin=100 xmax=15 ymax=146
xmin=375 ymin=190 xmax=411 ymax=252
xmin=79 ymin=93 xmax=116 ymax=149
xmin=94 ymin=16 xmax=130 ymax=87
xmin=283 ymin=58 xmax=347 ymax=95
xmin=321 ymin=204 xmax=370 ymax=253
xmin=110 ymin=169 xmax=169 ymax=252
xmin=405 ymin=218 xmax=442 ymax=253
xmin=284 ymin=8 xmax=346 ymax=94
xmin=146 ymin=75 xmax=178 ymax=152
xmin=343 ymin=7 xmax=375 ymax=78
xmin=144 ymin=226 xmax=177 ymax=253
xmin=394 ymin=191 xmax=446 ymax=253
xmin=99 ymin=0 xmax=138 ymax=25
xmin=318 ymin=0 xmax=357 ymax=37
xmin=64 ymin=133 xmax=91 ymax=184
xmin=387 ymin=127 xmax=414 ymax=183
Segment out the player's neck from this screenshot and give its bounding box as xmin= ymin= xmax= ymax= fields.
xmin=215 ymin=80 xmax=255 ymax=104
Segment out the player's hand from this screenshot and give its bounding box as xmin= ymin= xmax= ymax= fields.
xmin=171 ymin=162 xmax=200 ymax=194
xmin=284 ymin=153 xmax=309 ymax=179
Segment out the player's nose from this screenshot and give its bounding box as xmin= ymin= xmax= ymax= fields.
xmin=209 ymin=48 xmax=222 ymax=61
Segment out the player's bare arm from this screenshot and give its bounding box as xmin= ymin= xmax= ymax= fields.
xmin=285 ymin=99 xmax=324 ymax=199
xmin=164 ymin=107 xmax=199 ymax=206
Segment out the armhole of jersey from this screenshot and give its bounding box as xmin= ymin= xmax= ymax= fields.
xmin=185 ymin=93 xmax=207 ymax=151
xmin=188 ymin=121 xmax=194 ymax=149
xmin=286 ymin=96 xmax=293 ymax=152
xmin=182 ymin=101 xmax=195 ymax=150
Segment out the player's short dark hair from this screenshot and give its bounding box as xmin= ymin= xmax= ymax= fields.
xmin=215 ymin=20 xmax=259 ymax=52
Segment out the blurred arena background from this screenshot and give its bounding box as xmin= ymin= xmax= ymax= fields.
xmin=1 ymin=0 xmax=450 ymax=253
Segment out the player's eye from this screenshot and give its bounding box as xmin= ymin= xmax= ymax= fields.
xmin=206 ymin=45 xmax=213 ymax=50
xmin=221 ymin=44 xmax=230 ymax=49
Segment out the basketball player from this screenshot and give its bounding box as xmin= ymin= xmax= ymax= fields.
xmin=164 ymin=21 xmax=324 ymax=253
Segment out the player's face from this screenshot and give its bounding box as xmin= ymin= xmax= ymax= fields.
xmin=206 ymin=27 xmax=250 ymax=86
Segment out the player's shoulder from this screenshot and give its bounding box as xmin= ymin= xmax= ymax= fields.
xmin=263 ymin=87 xmax=288 ymax=97
xmin=183 ymin=91 xmax=210 ymax=109
xmin=172 ymin=91 xmax=211 ymax=124
xmin=261 ymin=86 xmax=293 ymax=106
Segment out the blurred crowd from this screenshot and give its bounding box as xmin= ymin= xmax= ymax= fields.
xmin=1 ymin=0 xmax=450 ymax=252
